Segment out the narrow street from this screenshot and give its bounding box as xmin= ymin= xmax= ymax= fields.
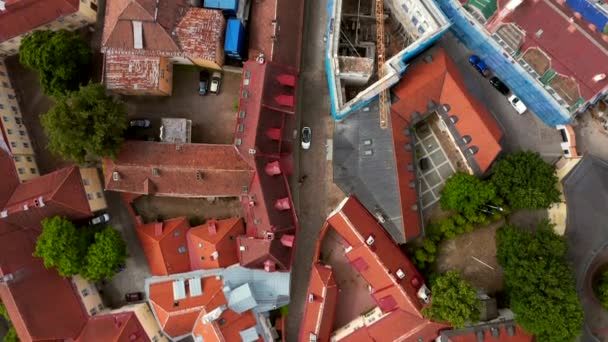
xmin=286 ymin=0 xmax=334 ymax=338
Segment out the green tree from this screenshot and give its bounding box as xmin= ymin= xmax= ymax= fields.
xmin=422 ymin=271 xmax=480 ymax=328
xmin=596 ymin=270 xmax=608 ymax=310
xmin=490 ymin=151 xmax=560 ymax=210
xmin=19 ymin=30 xmax=92 ymax=96
xmin=440 ymin=172 xmax=498 ymax=216
xmin=4 ymin=326 xmax=19 ymax=342
xmin=41 ymin=83 xmax=128 ymax=164
xmin=496 ymin=222 xmax=583 ymax=341
xmin=82 ymin=227 xmax=127 ymax=281
xmin=34 ymin=217 xmax=89 ymax=277
xmin=0 ymin=302 xmax=9 ymax=322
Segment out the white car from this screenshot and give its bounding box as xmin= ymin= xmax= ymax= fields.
xmin=301 ymin=127 xmax=311 ymax=150
xmin=209 ymin=71 xmax=222 ymax=95
xmin=91 ymin=213 xmax=110 ymax=225
xmin=508 ymin=95 xmax=527 ymax=115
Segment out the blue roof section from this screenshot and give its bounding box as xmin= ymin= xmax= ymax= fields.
xmin=225 ymin=18 xmax=245 ymax=56
xmin=566 ymin=0 xmax=608 ymax=32
xmin=436 ymin=0 xmax=572 ymax=125
xmin=204 ymin=0 xmax=238 ymax=12
xmin=227 ymin=283 xmax=258 ymax=314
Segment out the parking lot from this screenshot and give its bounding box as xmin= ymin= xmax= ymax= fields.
xmin=123 ymin=65 xmax=242 ymax=144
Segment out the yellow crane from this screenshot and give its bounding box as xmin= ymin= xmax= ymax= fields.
xmin=376 ymin=0 xmax=390 ymax=129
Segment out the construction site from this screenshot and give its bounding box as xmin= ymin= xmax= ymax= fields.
xmin=326 ymin=0 xmax=450 ymax=121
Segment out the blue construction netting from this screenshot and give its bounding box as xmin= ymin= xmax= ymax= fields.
xmin=436 ymin=0 xmax=572 ymax=125
xmin=566 ymin=0 xmax=608 ymax=32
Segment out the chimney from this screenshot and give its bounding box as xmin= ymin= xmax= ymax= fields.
xmin=264 ymin=260 xmax=276 ymax=272
xmin=274 ymin=197 xmax=291 ymax=211
xmin=265 ymin=161 xmax=282 ymax=176
xmin=280 ymin=234 xmax=295 ymax=247
xmin=0 ymin=1 xmax=6 ymax=11
xmin=154 ymin=222 xmax=163 ymax=236
xmin=207 ymin=220 xmax=217 ymax=235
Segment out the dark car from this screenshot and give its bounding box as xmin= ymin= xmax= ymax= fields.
xmin=468 ymin=55 xmax=490 ymax=77
xmin=489 ymin=76 xmax=510 ymax=95
xmin=199 ymin=71 xmax=210 ymax=96
xmin=129 ymin=119 xmax=151 ymax=128
xmin=125 ymin=292 xmax=144 ymax=302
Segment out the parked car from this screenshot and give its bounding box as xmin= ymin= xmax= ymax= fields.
xmin=129 ymin=119 xmax=151 ymax=128
xmin=468 ymin=55 xmax=490 ymax=77
xmin=210 ymin=71 xmax=222 ymax=95
xmin=125 ymin=292 xmax=144 ymax=302
xmin=301 ymin=127 xmax=311 ymax=150
xmin=90 ymin=213 xmax=110 ymax=225
xmin=199 ymin=71 xmax=210 ymax=96
xmin=489 ymin=76 xmax=510 ymax=95
xmin=508 ymin=94 xmax=527 ymax=114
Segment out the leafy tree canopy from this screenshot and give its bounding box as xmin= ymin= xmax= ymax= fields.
xmin=4 ymin=326 xmax=19 ymax=342
xmin=440 ymin=172 xmax=499 ymax=216
xmin=496 ymin=222 xmax=583 ymax=341
xmin=34 ymin=216 xmax=88 ymax=277
xmin=41 ymin=83 xmax=128 ymax=164
xmin=19 ymin=30 xmax=92 ymax=96
xmin=422 ymin=271 xmax=480 ymax=328
xmin=595 ymin=270 xmax=608 ymax=310
xmin=82 ymin=227 xmax=127 ymax=281
xmin=490 ymin=151 xmax=560 ymax=210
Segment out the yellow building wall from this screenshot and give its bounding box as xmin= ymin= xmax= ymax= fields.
xmin=0 ymin=5 xmax=97 ymax=57
xmin=111 ymin=303 xmax=169 ymax=342
xmin=190 ymin=58 xmax=222 ymax=71
xmin=0 ymin=59 xmax=39 ymax=182
xmin=158 ymin=58 xmax=173 ymax=96
xmin=72 ymin=274 xmax=105 ymax=316
xmin=79 ymin=167 xmax=108 ymax=212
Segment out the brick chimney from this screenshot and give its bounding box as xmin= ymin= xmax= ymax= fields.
xmin=265 ymin=161 xmax=282 ymax=176
xmin=274 ymin=197 xmax=291 ymax=211
xmin=208 ymin=219 xmax=217 ymax=235
xmin=264 ymin=260 xmax=276 ymax=272
xmin=154 ymin=222 xmax=163 ymax=236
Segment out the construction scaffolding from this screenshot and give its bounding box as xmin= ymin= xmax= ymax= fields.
xmin=376 ymin=0 xmax=390 ymax=129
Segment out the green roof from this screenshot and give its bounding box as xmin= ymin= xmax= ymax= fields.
xmin=467 ymin=0 xmax=498 ymax=19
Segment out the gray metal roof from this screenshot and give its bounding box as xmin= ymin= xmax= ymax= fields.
xmin=333 ymin=100 xmax=406 ymax=243
xmin=228 ymin=283 xmax=258 ymax=314
xmin=239 ymin=326 xmax=260 ymax=342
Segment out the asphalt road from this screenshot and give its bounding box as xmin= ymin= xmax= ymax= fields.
xmin=286 ymin=0 xmax=332 ymax=338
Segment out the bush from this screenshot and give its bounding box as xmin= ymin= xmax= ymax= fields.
xmin=595 ymin=270 xmax=608 ymax=310
xmin=423 ymin=271 xmax=480 ymax=328
xmin=4 ymin=326 xmax=19 ymax=342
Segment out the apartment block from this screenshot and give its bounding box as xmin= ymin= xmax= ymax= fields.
xmin=79 ymin=167 xmax=107 ymax=212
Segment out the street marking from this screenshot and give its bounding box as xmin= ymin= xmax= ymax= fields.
xmin=472 ymin=256 xmax=495 ymax=270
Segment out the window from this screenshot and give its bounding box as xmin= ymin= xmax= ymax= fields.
xmin=81 ymin=288 xmax=90 ymax=297
xmin=17 ymin=168 xmax=24 ymax=175
xmin=10 ymin=142 xmax=16 ymax=148
xmin=86 ymin=193 xmax=93 ymax=200
xmin=13 ymin=156 xmax=20 ymax=162
xmin=153 ymin=336 xmax=160 ymax=342
xmin=89 ymin=307 xmax=97 ymax=316
xmin=2 ymin=116 xmax=7 ymax=122
xmin=96 ymin=192 xmax=102 ymax=198
xmin=90 ymin=2 xmax=98 ymax=11
xmin=71 ymin=13 xmax=78 ymax=18
xmin=23 ymin=142 xmax=29 ymax=148
xmin=6 ymin=129 xmax=12 ymax=135
xmin=30 ymin=168 xmax=36 ymax=174
xmin=14 ymin=117 xmax=21 ymax=125
xmin=82 ymin=178 xmax=90 ymax=186
xmin=8 ymin=94 xmax=14 ymax=99
xmin=18 ymin=130 xmax=24 ymax=136
xmin=178 ymin=246 xmax=186 ymax=254
xmin=25 ymin=156 xmax=32 ymax=162
xmin=80 ymin=19 xmax=88 ymax=25
xmin=97 ymin=303 xmax=103 ymax=311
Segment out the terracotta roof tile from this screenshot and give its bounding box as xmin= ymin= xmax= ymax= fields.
xmin=187 ymin=217 xmax=244 ymax=270
xmin=299 ymin=263 xmax=338 ymax=342
xmin=0 ymin=144 xmax=19 ymax=209
xmin=104 ymin=54 xmax=164 ymax=92
xmin=175 ymin=9 xmax=225 ymax=64
xmin=136 ymin=217 xmax=191 ymax=276
xmin=192 ymin=307 xmax=260 ymax=342
xmin=75 ymin=311 xmax=147 ymax=342
xmin=236 ymin=236 xmax=291 ymax=271
xmin=326 ymin=197 xmax=426 ymax=315
xmin=0 ymin=0 xmax=79 ymax=42
xmin=148 ymin=277 xmax=224 ymax=339
xmin=103 ymin=141 xmax=255 ymax=197
xmin=2 ymin=165 xmax=92 ymax=230
xmin=443 ymin=324 xmax=533 ymax=342
xmin=0 ymin=229 xmax=87 ymax=341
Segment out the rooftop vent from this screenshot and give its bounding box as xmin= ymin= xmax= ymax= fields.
xmin=468 ymin=146 xmax=479 ymax=155
xmin=396 ymin=269 xmax=405 ymax=279
xmin=112 ymin=171 xmax=120 ymax=181
xmin=210 ymin=251 xmax=219 ymax=260
xmin=462 ymin=135 xmax=472 ymax=144
xmin=366 ymin=235 xmax=375 ymax=246
xmin=196 ymin=171 xmax=204 ymax=181
xmin=239 ymin=245 xmax=246 ymax=251
xmin=0 ymin=210 xmax=6 ymax=218
xmin=535 ymin=29 xmax=543 ymax=38
xmin=308 ymin=294 xmax=314 ymax=302
xmin=450 ymin=115 xmax=458 ymax=123
xmin=248 ymin=148 xmax=256 ymax=155
xmin=132 ymin=21 xmax=143 ymax=49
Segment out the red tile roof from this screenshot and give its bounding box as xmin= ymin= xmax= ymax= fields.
xmin=341 ymin=309 xmax=447 ymax=341
xmin=0 ymin=229 xmax=87 ymax=341
xmin=390 ymin=48 xmax=502 ymax=239
xmin=148 ymin=276 xmax=224 ymax=339
xmin=136 ymin=217 xmax=191 ymax=276
xmin=75 ymin=311 xmax=148 ymax=342
xmin=442 ymin=324 xmax=533 ymax=342
xmin=2 ymin=165 xmax=92 ymax=230
xmin=187 ymin=217 xmax=244 ymax=270
xmin=103 ymin=141 xmax=255 ymax=198
xmin=0 ymin=0 xmax=79 ymax=43
xmin=327 ymin=197 xmax=427 ymax=315
xmin=192 ymin=300 xmax=260 ymax=342
xmin=236 ymin=236 xmax=291 ymax=271
xmin=489 ymin=0 xmax=608 ymax=101
xmin=104 ymin=54 xmax=165 ymax=92
xmin=0 ymin=144 xmax=19 ymax=209
xmin=101 ymin=0 xmax=224 ymax=63
xmin=299 ymin=263 xmax=338 ymax=342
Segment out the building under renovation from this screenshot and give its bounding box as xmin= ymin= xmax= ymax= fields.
xmin=326 ymin=0 xmax=450 ymax=120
